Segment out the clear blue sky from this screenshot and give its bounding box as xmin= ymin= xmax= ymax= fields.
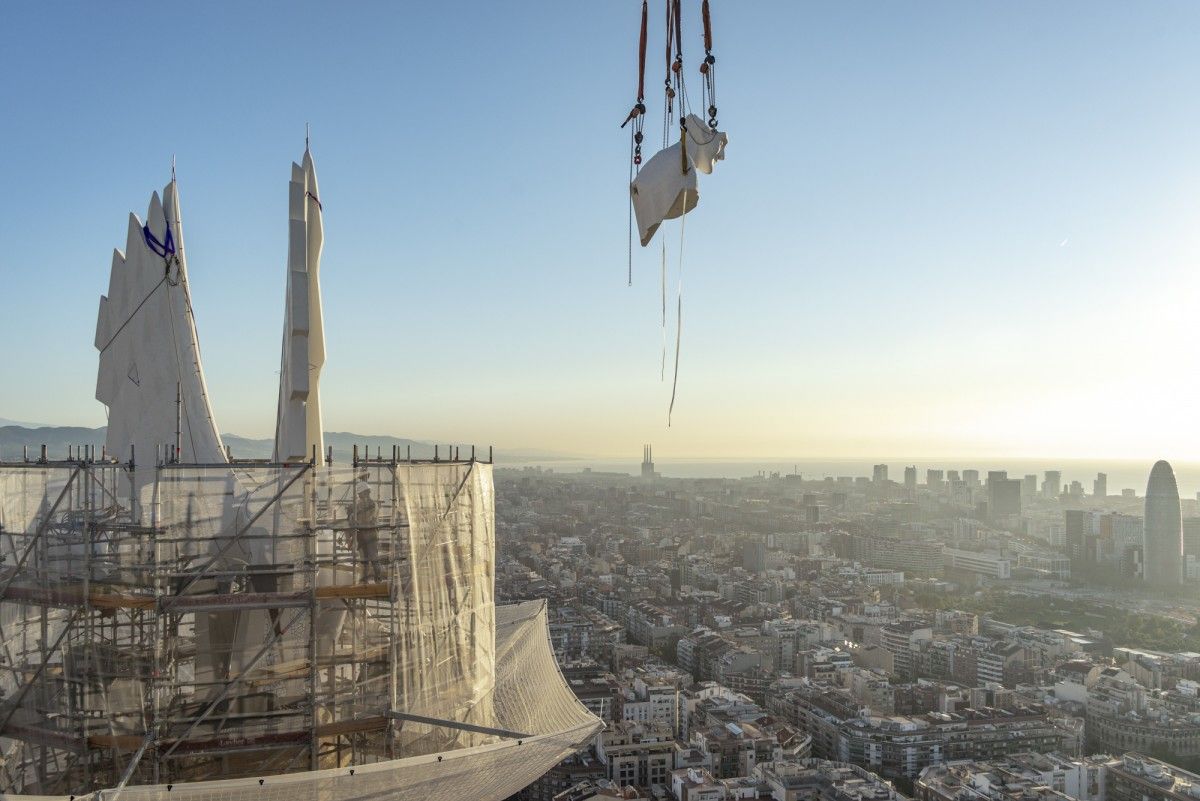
xmin=2 ymin=2 xmax=1200 ymax=459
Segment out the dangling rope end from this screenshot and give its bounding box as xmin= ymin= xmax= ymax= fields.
xmin=660 ymin=237 xmax=667 ymax=380
xmin=627 ymin=235 xmax=633 ymax=287
xmin=665 ymin=192 xmax=686 ymax=429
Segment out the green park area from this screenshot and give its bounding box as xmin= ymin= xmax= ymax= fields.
xmin=916 ymin=590 xmax=1200 ymax=653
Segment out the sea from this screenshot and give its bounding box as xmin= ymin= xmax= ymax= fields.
xmin=505 ymin=457 xmax=1200 ymax=499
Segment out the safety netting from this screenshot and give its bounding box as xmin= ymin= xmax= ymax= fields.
xmin=0 ymin=461 xmax=601 ymax=800
xmin=0 ymin=601 xmax=599 ymax=801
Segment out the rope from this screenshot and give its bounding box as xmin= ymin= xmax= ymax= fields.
xmin=660 ymin=237 xmax=667 ymax=379
xmin=668 ymin=188 xmax=686 ymax=426
xmin=668 ymin=0 xmax=689 ymax=175
xmin=97 ymin=276 xmax=168 ymax=355
xmin=680 ymin=116 xmax=689 ymax=174
xmin=637 ymin=0 xmax=648 ymax=105
xmin=686 ymin=122 xmax=720 ymax=147
xmin=170 ymin=226 xmax=221 ymax=455
xmin=702 ymin=0 xmax=713 ymax=53
xmin=623 ymin=0 xmax=649 ymax=285
xmin=700 ymin=0 xmax=718 ymax=128
xmin=159 ymin=202 xmax=208 ymax=460
xmin=620 ymin=0 xmax=649 ymax=130
xmin=154 ymin=204 xmax=197 ymax=460
xmin=664 ymin=0 xmax=673 ymax=99
xmin=165 ymin=277 xmax=199 ymax=460
xmin=628 ymin=138 xmax=635 ymax=287
xmin=142 ymin=219 xmax=175 ymax=259
xmin=664 ymin=0 xmax=677 ymax=140
xmin=673 ymin=0 xmax=683 ymax=64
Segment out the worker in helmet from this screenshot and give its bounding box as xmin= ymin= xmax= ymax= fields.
xmin=349 ymin=482 xmax=384 ymax=582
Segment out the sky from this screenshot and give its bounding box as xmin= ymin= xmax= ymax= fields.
xmin=2 ymin=2 xmax=1200 ymax=461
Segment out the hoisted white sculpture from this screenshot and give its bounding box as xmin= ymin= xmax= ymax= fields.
xmin=95 ymin=180 xmax=227 ymax=496
xmin=630 ymin=114 xmax=728 ymax=246
xmin=273 ymin=147 xmax=325 ymax=462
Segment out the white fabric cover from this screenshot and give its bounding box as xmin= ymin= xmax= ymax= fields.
xmin=94 ymin=183 xmax=226 ymax=490
xmin=685 ymin=113 xmax=728 ymax=175
xmin=630 ymin=114 xmax=728 ymax=246
xmin=274 ymin=150 xmax=325 ymax=462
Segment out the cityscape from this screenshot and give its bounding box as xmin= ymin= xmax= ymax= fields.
xmin=4 ymin=3 xmax=1200 ymax=801
xmin=495 ymin=453 xmax=1200 ymax=800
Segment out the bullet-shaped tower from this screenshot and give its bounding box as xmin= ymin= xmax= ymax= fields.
xmin=1144 ymin=459 xmax=1183 ymax=587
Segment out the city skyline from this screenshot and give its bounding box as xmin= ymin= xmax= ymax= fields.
xmin=5 ymin=2 xmax=1200 ymax=459
xmin=7 ymin=4 xmax=1200 ymax=800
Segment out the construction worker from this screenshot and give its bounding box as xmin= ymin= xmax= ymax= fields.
xmin=350 ymin=483 xmax=384 ymax=582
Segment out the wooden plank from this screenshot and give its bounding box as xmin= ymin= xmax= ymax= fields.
xmin=315 ymin=716 xmax=388 ymax=737
xmin=89 ymin=733 xmax=145 ymax=750
xmin=3 ymin=722 xmax=85 ymax=753
xmin=88 ymin=717 xmax=388 ymax=754
xmin=90 ymin=592 xmax=155 ymax=611
xmin=315 ymin=582 xmax=389 ymax=600
xmin=0 ymin=582 xmax=388 ymax=610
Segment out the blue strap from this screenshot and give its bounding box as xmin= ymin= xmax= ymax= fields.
xmin=143 ymin=216 xmax=175 ymax=259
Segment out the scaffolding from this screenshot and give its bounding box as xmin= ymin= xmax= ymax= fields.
xmin=16 ymin=157 xmax=601 ymax=801
xmin=0 ymin=449 xmax=554 ymax=797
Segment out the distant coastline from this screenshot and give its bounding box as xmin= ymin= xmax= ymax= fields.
xmin=6 ymin=424 xmax=1194 ymax=497
xmin=508 ymin=457 xmax=1200 ymax=498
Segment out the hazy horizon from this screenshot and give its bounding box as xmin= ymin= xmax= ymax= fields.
xmin=6 ymin=412 xmax=1194 ymax=493
xmin=4 ymin=414 xmax=1200 ymax=468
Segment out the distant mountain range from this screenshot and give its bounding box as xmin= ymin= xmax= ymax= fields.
xmin=0 ymin=425 xmax=578 ymax=464
xmin=0 ymin=417 xmax=47 ymax=428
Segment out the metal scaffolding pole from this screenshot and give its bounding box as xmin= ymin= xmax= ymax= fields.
xmin=158 ymin=606 xmax=308 ymax=763
xmin=0 ymin=458 xmax=494 ymax=793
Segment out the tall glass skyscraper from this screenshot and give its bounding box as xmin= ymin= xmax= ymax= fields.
xmin=1144 ymin=460 xmax=1183 ymax=587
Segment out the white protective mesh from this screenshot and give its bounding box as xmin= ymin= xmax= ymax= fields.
xmin=273 ymin=150 xmax=325 ymax=463
xmin=94 ymin=182 xmax=227 ymax=497
xmin=86 ymin=601 xmax=599 ymax=801
xmin=0 ymin=462 xmax=600 ymax=801
xmin=393 ymin=461 xmax=497 ymax=753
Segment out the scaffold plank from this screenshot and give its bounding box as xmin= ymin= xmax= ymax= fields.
xmin=87 ymin=717 xmax=389 ymax=754
xmin=0 ymin=583 xmax=389 ymax=611
xmin=314 ymin=582 xmax=388 ymax=600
